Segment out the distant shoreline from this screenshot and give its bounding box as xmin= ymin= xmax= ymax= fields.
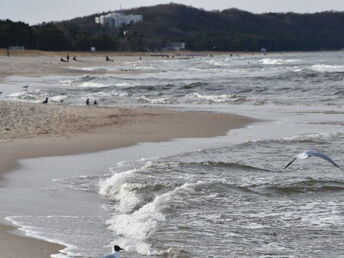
xmin=0 ymin=50 xmax=259 ymax=82
xmin=0 ymin=48 xmax=265 ymax=57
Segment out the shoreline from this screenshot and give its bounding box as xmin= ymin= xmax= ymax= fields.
xmin=0 ymin=50 xmax=272 ymax=82
xmin=0 ymin=101 xmax=255 ymax=257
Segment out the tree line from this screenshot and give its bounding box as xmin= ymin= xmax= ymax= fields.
xmin=1 ymin=4 xmax=344 ymax=52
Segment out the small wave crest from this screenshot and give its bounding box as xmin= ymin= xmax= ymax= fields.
xmin=136 ymin=95 xmax=173 ymax=104
xmin=59 ymin=75 xmax=110 ymax=88
xmin=182 ymin=160 xmax=272 ymax=172
xmin=266 ymin=178 xmax=344 ymax=194
xmin=310 ymin=64 xmax=344 ymax=73
xmin=260 ymin=58 xmax=300 ymax=65
xmin=186 ymin=92 xmax=244 ymax=104
xmin=8 ymin=90 xmax=42 ymax=101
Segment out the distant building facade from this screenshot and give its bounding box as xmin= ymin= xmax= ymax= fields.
xmin=165 ymin=42 xmax=186 ymax=51
xmin=9 ymin=46 xmax=25 ymax=50
xmin=95 ymin=12 xmax=143 ymax=28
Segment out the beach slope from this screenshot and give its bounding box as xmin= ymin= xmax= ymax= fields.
xmin=0 ymin=100 xmax=253 ymax=257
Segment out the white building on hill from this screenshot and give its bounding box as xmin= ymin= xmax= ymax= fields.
xmin=95 ymin=12 xmax=143 ymax=28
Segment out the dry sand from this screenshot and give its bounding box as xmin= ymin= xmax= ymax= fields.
xmin=0 ymin=52 xmax=255 ymax=257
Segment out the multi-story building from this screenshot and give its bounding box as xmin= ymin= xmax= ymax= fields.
xmin=95 ymin=13 xmax=143 ymax=28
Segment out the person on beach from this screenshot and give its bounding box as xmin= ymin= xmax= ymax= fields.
xmin=106 ymin=56 xmax=113 ymax=62
xmin=67 ymin=53 xmax=70 ymax=62
xmin=103 ymin=245 xmax=123 ymax=258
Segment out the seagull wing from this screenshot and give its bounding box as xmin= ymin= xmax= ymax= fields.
xmin=284 ymin=157 xmax=297 ymax=169
xmin=306 ymin=151 xmax=342 ymax=169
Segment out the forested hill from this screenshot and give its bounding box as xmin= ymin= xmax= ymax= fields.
xmin=1 ymin=3 xmax=344 ymax=52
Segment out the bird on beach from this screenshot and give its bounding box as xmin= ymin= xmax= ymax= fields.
xmin=284 ymin=150 xmax=343 ymax=170
xmin=86 ymin=98 xmax=90 ymax=105
xmin=42 ymin=97 xmax=48 ymax=104
xmin=103 ymin=245 xmax=123 ymax=258
xmin=23 ymin=85 xmax=29 ymax=89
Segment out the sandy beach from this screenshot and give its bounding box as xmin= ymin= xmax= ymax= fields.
xmin=0 ymin=52 xmax=254 ymax=257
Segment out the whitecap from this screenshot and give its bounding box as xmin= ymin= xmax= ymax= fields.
xmin=105 ymin=181 xmax=202 ymax=256
xmin=187 ymin=92 xmax=243 ymax=103
xmin=260 ymin=58 xmax=300 ymax=65
xmin=310 ymin=64 xmax=344 ymax=72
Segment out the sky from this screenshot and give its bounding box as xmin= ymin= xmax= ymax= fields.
xmin=2 ymin=0 xmax=344 ymax=25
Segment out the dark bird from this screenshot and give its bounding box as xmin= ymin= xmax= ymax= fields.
xmin=42 ymin=97 xmax=48 ymax=104
xmin=93 ymin=100 xmax=98 ymax=105
xmin=284 ymin=150 xmax=343 ymax=170
xmin=86 ymin=98 xmax=90 ymax=105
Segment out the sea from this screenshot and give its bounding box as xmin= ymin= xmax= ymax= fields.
xmin=0 ymin=51 xmax=344 ymax=257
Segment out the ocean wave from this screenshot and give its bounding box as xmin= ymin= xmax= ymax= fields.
xmin=181 ymin=82 xmax=208 ymax=89
xmin=59 ymin=75 xmax=110 ymax=88
xmin=99 ymin=167 xmax=142 ymax=198
xmin=49 ymin=95 xmax=67 ymax=103
xmin=136 ymin=95 xmax=173 ymax=104
xmin=265 ymin=179 xmax=344 ymax=194
xmin=186 ymin=92 xmax=244 ymax=104
xmin=181 ymin=160 xmax=272 ymax=172
xmin=310 ymin=64 xmax=344 ymax=73
xmin=279 ymin=131 xmax=340 ymax=144
xmin=260 ymin=58 xmax=301 ymax=65
xmin=68 ymin=66 xmax=109 ymax=72
xmin=106 ymin=181 xmax=204 ymax=256
xmin=8 ymin=90 xmax=42 ymax=100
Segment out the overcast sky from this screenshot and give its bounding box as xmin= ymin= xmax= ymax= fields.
xmin=2 ymin=0 xmax=344 ymax=25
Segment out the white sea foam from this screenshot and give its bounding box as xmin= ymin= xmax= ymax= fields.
xmin=99 ymin=161 xmax=153 ymax=197
xmin=49 ymin=95 xmax=66 ymax=103
xmin=77 ymin=81 xmax=110 ymax=88
xmin=99 ymin=168 xmax=138 ymax=197
xmin=281 ymin=131 xmax=336 ymax=142
xmin=105 ymin=182 xmax=201 ymax=256
xmin=310 ymin=64 xmax=344 ymax=72
xmin=260 ymin=58 xmax=300 ymax=65
xmin=8 ymin=90 xmax=41 ymax=100
xmin=67 ymin=66 xmax=118 ymax=72
xmin=136 ymin=95 xmax=172 ymax=104
xmin=59 ymin=75 xmax=110 ymax=88
xmin=188 ymin=92 xmax=242 ymax=103
xmin=299 ymin=201 xmax=344 ymax=228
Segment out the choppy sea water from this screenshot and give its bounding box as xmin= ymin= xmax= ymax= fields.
xmin=1 ymin=52 xmax=344 ymax=257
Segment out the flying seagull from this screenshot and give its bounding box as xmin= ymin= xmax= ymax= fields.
xmin=284 ymin=150 xmax=343 ymax=170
